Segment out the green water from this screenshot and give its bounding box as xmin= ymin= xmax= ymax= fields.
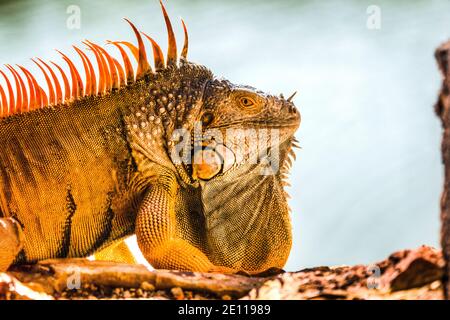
xmin=1 ymin=0 xmax=450 ymax=270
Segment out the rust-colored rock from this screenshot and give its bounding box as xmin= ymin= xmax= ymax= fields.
xmin=379 ymin=246 xmax=444 ymax=291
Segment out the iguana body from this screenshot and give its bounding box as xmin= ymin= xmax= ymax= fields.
xmin=0 ymin=1 xmax=300 ymax=274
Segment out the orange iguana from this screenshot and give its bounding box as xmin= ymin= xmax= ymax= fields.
xmin=0 ymin=1 xmax=300 ymax=275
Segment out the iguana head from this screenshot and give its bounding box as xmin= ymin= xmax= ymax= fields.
xmin=199 ymin=79 xmax=300 ymax=167
xmin=188 ymin=78 xmax=300 ymax=184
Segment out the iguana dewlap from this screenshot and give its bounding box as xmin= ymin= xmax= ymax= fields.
xmin=0 ymin=1 xmax=300 ymax=274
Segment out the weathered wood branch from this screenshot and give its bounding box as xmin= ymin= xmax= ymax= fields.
xmin=435 ymin=40 xmax=450 ymax=299
xmin=0 ymin=246 xmax=444 ymax=300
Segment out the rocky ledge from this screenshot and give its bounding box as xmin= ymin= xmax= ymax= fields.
xmin=0 ymin=245 xmax=444 ymax=300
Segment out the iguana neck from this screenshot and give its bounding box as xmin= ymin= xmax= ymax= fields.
xmin=197 ymin=138 xmax=295 ymax=271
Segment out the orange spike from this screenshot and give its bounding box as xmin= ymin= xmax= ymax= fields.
xmin=160 ymin=0 xmax=177 ymax=66
xmin=37 ymin=58 xmax=62 ymax=104
xmin=8 ymin=65 xmax=28 ymax=112
xmin=73 ymin=46 xmax=96 ymax=96
xmin=6 ymin=65 xmax=22 ymax=113
xmin=19 ymin=66 xmax=42 ymax=109
xmin=86 ymin=41 xmax=112 ymax=91
xmin=39 ymin=86 xmax=48 ymax=107
xmin=50 ymin=61 xmax=71 ymax=103
xmin=73 ymin=46 xmax=92 ymax=95
xmin=32 ymin=59 xmax=56 ymax=105
xmin=83 ymin=41 xmax=108 ymax=94
xmin=0 ymin=70 xmax=14 ymax=114
xmin=141 ymin=32 xmax=165 ymax=71
xmin=57 ymin=50 xmax=83 ymax=99
xmin=101 ymin=47 xmax=120 ymax=90
xmin=17 ymin=65 xmax=36 ymax=110
xmin=108 ymin=41 xmax=135 ymax=84
xmin=116 ymin=41 xmax=139 ymax=62
xmin=87 ymin=41 xmax=118 ymax=90
xmin=0 ymin=84 xmax=6 ymax=116
xmin=181 ymin=19 xmax=188 ymax=60
xmin=37 ymin=58 xmax=63 ymax=104
xmin=7 ymin=65 xmax=27 ymax=112
xmin=112 ymin=57 xmax=126 ymax=88
xmin=124 ymin=18 xmax=151 ymax=79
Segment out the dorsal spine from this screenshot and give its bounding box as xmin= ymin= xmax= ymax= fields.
xmin=0 ymin=0 xmax=188 ymax=119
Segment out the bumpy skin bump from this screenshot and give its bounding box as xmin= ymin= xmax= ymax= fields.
xmin=94 ymin=240 xmax=137 ymax=264
xmin=0 ymin=59 xmax=300 ymax=274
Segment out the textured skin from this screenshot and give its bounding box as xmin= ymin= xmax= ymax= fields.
xmin=0 ymin=57 xmax=300 ymax=274
xmin=94 ymin=241 xmax=137 ymax=264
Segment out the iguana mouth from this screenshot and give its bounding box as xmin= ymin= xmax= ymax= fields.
xmin=210 ymin=119 xmax=300 ymax=130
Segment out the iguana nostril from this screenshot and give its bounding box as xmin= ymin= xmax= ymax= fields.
xmin=201 ymin=112 xmax=214 ymax=126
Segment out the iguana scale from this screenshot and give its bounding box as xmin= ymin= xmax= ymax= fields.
xmin=0 ymin=1 xmax=300 ymax=274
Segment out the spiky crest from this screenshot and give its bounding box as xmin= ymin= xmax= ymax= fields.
xmin=0 ymin=0 xmax=189 ymax=118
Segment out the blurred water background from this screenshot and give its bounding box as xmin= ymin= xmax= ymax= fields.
xmin=1 ymin=0 xmax=450 ymax=270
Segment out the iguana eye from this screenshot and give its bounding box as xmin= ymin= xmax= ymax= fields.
xmin=238 ymin=97 xmax=256 ymax=108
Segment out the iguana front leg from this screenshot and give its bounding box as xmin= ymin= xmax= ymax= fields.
xmin=135 ymin=180 xmax=234 ymax=273
xmin=0 ymin=218 xmax=23 ymax=272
